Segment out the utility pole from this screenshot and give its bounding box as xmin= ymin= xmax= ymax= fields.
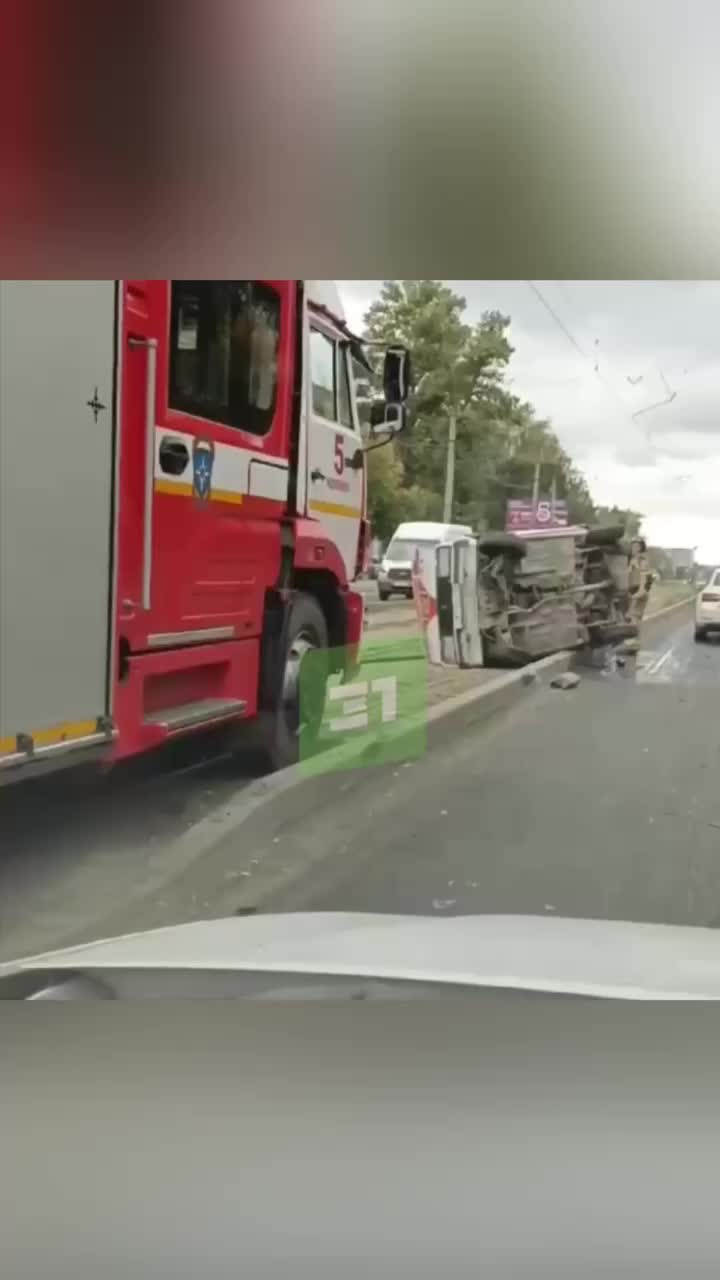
xmin=531 ymin=458 xmax=542 ymax=505
xmin=443 ymin=406 xmax=457 ymax=523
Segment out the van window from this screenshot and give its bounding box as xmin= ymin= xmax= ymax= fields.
xmin=387 ymin=538 xmax=437 ymax=560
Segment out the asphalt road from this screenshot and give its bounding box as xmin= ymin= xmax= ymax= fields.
xmin=279 ymin=602 xmax=720 ymax=927
xmin=0 ymin=735 xmax=266 ymax=961
xmin=1 ymin=599 xmax=707 ymax=960
xmin=0 ymin=581 xmax=401 ymax=954
xmin=359 ymin=577 xmax=415 ymax=631
xmin=0 ymin=633 xmax=492 ymax=962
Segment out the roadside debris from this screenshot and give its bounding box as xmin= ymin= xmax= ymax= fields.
xmin=550 ymin=672 xmax=580 ymax=691
xmin=432 ymin=898 xmax=457 ymax=911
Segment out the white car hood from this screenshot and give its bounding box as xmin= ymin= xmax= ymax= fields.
xmin=5 ymin=912 xmax=720 ymax=999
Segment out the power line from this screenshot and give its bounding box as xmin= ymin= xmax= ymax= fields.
xmin=526 ymin=280 xmax=656 ymax=434
xmin=526 ymin=281 xmax=590 ymax=363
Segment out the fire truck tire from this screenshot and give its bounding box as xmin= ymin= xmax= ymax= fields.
xmin=266 ymin=593 xmax=329 ymax=771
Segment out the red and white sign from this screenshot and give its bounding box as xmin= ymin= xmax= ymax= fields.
xmin=505 ymin=498 xmax=569 ymax=532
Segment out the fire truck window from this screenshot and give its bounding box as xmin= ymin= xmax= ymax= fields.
xmin=337 ymin=345 xmax=354 ymax=429
xmin=310 ymin=329 xmax=336 ymax=421
xmin=169 ymin=281 xmax=280 ymax=435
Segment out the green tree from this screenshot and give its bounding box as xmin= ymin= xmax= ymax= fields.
xmin=364 ymin=281 xmax=513 ymax=498
xmin=593 ymin=505 xmax=643 ymax=537
xmin=366 ymin=444 xmax=441 ymax=542
xmin=362 ymin=279 xmax=602 ymax=536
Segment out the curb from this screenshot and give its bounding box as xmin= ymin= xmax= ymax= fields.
xmin=168 ymin=650 xmax=570 ymax=871
xmin=169 ymin=649 xmax=571 ymax=874
xmin=64 ymin=650 xmax=571 ymax=945
xmin=47 ymin=604 xmax=691 ymax=951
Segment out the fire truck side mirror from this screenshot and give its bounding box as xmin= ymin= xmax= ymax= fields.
xmin=369 ymin=401 xmax=407 ymax=437
xmin=383 ymin=346 xmax=412 ymax=404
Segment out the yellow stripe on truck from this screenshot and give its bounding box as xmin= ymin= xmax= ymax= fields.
xmin=0 ymin=736 xmax=17 ymax=757
xmin=309 ymin=499 xmax=362 ymax=519
xmin=31 ymin=720 xmax=98 ymax=748
xmin=211 ymin=488 xmax=244 ymax=506
xmin=154 ymin=479 xmax=193 ymax=498
xmin=154 ymin=480 xmax=243 ymax=505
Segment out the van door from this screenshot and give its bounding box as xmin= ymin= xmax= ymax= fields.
xmin=119 ymin=280 xmax=295 ymax=653
xmin=305 ymin=318 xmax=363 ymax=581
xmin=0 ymin=281 xmax=117 ymax=755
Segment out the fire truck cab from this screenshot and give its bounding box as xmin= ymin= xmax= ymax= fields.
xmin=0 ymin=280 xmax=409 ymax=782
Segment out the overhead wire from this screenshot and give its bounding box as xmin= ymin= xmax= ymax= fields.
xmin=525 ymin=280 xmax=660 ymax=435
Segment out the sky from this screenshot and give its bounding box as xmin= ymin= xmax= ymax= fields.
xmin=338 ymin=281 xmax=720 ymax=564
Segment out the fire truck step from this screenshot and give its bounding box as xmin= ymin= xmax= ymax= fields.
xmin=144 ymin=698 xmax=247 ymax=733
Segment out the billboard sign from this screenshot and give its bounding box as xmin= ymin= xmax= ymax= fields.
xmin=505 ymin=497 xmax=569 ymax=532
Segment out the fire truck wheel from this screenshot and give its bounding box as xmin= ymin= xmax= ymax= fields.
xmin=269 ymin=593 xmax=329 ymax=770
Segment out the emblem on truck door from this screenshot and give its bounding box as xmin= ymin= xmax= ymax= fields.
xmin=192 ymin=438 xmax=215 ymax=503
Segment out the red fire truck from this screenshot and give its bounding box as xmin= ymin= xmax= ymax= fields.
xmin=0 ymin=280 xmax=409 ymax=782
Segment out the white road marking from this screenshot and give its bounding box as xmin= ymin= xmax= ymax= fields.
xmin=645 ymin=646 xmax=674 ymax=676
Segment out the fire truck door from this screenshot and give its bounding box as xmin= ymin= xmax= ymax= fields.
xmin=120 ymin=281 xmax=292 ymax=650
xmin=306 ymin=322 xmax=363 ymax=581
xmin=0 ymin=281 xmax=117 ymax=748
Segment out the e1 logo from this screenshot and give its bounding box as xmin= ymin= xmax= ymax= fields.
xmin=326 ymin=677 xmax=398 ymax=733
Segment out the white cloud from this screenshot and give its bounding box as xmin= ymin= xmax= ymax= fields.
xmin=339 ymin=279 xmax=720 ymax=559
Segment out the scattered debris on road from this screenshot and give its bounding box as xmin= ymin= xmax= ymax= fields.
xmin=550 ymin=672 xmax=581 ymax=691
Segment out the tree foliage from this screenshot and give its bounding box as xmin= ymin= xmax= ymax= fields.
xmin=365 ymin=443 xmax=442 ymax=541
xmin=363 ymin=280 xmax=606 ymax=540
xmin=593 ymin=505 xmax=643 ymax=537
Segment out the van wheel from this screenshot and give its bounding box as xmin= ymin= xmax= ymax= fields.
xmin=264 ymin=593 xmax=328 ymax=771
xmin=695 ymin=627 xmax=706 ymax=643
xmin=378 ymin=587 xmax=391 ymax=601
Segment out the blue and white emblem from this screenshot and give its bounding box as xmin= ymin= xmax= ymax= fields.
xmin=192 ymin=439 xmax=215 ymax=502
